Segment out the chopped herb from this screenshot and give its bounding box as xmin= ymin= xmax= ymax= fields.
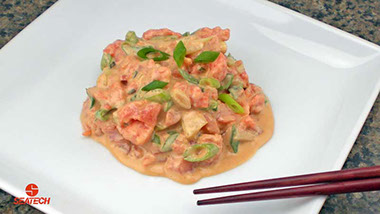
xmin=194 ymin=51 xmax=220 ymax=63
xmin=182 ymin=32 xmax=190 ymax=37
xmin=137 ymin=47 xmax=170 ymax=61
xmin=173 ymin=41 xmax=186 ymax=67
xmin=109 ymin=61 xmax=116 ymax=68
xmin=178 ymin=69 xmax=199 ymax=84
xmin=128 ymin=89 xmax=136 ymax=94
xmin=86 ymin=89 xmax=95 ymax=109
xmin=133 ymin=70 xmax=138 ymax=78
xmin=199 ymin=67 xmax=206 ymax=72
xmin=130 ymin=93 xmax=137 ymax=101
xmin=141 ymin=80 xmax=168 ymax=91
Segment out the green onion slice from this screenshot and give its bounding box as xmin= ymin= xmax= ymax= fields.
xmin=173 ymin=41 xmax=186 ymax=67
xmin=144 ymin=89 xmax=171 ymax=103
xmin=125 ymin=31 xmax=138 ymax=45
xmin=137 ymin=47 xmax=170 ymax=61
xmin=95 ymin=109 xmax=114 ymax=121
xmin=178 ymin=69 xmax=199 ymax=85
xmin=100 ymin=53 xmax=115 ymax=70
xmin=230 ymin=125 xmax=240 ymax=153
xmin=183 ymin=144 xmax=219 ymax=162
xmin=219 ymin=74 xmax=234 ymax=91
xmin=86 ymin=89 xmax=95 ymax=109
xmin=194 ymin=51 xmax=220 ymax=63
xmin=141 ymin=80 xmax=168 ymax=91
xmin=161 ymin=132 xmax=179 ymax=152
xmin=218 ymin=93 xmax=245 ymax=114
xmin=209 ymin=100 xmax=218 ymax=111
xmin=199 ymin=77 xmax=221 ymax=88
xmin=164 ymin=100 xmax=173 ymax=112
xmin=152 ymin=133 xmax=161 ymax=145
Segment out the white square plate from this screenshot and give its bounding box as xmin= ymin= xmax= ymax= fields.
xmin=1 ymin=0 xmax=379 ymax=213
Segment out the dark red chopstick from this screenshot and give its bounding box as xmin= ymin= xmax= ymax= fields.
xmin=197 ymin=177 xmax=380 ymax=206
xmin=194 ymin=165 xmax=380 ymax=194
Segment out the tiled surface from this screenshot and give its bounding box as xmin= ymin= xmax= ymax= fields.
xmin=0 ymin=0 xmax=379 ymax=213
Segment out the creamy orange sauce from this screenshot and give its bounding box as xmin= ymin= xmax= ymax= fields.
xmin=82 ymin=104 xmax=273 ymax=184
xmin=80 ymin=27 xmax=274 ymax=184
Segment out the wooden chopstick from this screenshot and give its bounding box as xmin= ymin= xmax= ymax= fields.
xmin=197 ymin=177 xmax=380 ymax=206
xmin=194 ymin=165 xmax=380 ymax=194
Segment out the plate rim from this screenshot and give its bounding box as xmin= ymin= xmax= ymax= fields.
xmin=0 ymin=0 xmax=379 ymax=214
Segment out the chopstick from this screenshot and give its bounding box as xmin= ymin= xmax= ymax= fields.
xmin=197 ymin=177 xmax=380 ymax=205
xmin=194 ymin=166 xmax=380 ymax=194
xmin=194 ymin=166 xmax=380 ymax=206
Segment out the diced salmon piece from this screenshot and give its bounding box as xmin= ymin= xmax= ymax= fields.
xmin=116 ymin=100 xmax=162 ymax=127
xmin=142 ymin=28 xmax=182 ymax=40
xmin=202 ymin=113 xmax=220 ymax=134
xmin=103 ymin=40 xmax=126 ymax=62
xmin=245 ymin=84 xmax=265 ymax=114
xmin=195 ymin=27 xmax=230 ymax=41
xmin=152 ymin=66 xmax=172 ymax=83
xmin=207 ymin=54 xmax=227 ymax=81
xmin=117 ymin=120 xmax=154 ymax=145
xmin=188 ymin=85 xmax=209 ymax=108
xmin=216 ymin=102 xmax=236 ymax=124
xmin=171 ymin=134 xmax=190 ymax=155
xmin=115 ymin=100 xmax=161 ymax=145
xmin=165 ymin=155 xmax=193 ymax=174
xmin=164 ymin=108 xmax=181 ymax=127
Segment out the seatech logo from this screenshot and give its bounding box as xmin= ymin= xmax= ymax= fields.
xmin=14 ymin=183 xmax=51 ymax=205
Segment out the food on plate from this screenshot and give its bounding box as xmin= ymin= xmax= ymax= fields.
xmin=80 ymin=27 xmax=274 ymax=184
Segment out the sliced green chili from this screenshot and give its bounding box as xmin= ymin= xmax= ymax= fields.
xmin=219 ymin=74 xmax=234 ymax=91
xmin=173 ymin=41 xmax=186 ymax=67
xmin=100 ymin=53 xmax=115 ymax=70
xmin=144 ymin=89 xmax=171 ymax=103
xmin=137 ymin=47 xmax=170 ymax=61
xmin=95 ymin=109 xmax=113 ymax=121
xmin=86 ymin=89 xmax=95 ymax=109
xmin=183 ymin=144 xmax=219 ymax=162
xmin=230 ymin=125 xmax=240 ymax=153
xmin=152 ymin=133 xmax=161 ymax=145
xmin=125 ymin=31 xmax=138 ymax=45
xmin=194 ymin=51 xmax=220 ymax=63
xmin=161 ymin=132 xmax=179 ymax=152
xmin=199 ymin=77 xmax=221 ymax=88
xmin=141 ymin=80 xmax=168 ymax=91
xmin=218 ymin=93 xmax=245 ymax=114
xmin=164 ymin=100 xmax=173 ymax=112
xmin=178 ymin=69 xmax=199 ymax=84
